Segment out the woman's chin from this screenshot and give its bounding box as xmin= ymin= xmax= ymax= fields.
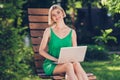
xmin=56 ymin=19 xmax=62 ymax=23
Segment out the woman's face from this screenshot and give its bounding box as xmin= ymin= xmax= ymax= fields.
xmin=51 ymin=8 xmax=64 ymax=23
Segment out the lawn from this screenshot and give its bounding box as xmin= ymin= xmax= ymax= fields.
xmin=82 ymin=60 xmax=120 ymax=80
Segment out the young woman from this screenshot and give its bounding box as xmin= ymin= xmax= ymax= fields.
xmin=39 ymin=4 xmax=88 ymax=80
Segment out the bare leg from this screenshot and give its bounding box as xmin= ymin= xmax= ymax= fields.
xmin=73 ymin=62 xmax=88 ymax=80
xmin=65 ymin=74 xmax=78 ymax=80
xmin=53 ymin=63 xmax=78 ymax=80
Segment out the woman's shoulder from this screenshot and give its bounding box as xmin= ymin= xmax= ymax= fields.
xmin=43 ymin=27 xmax=51 ymax=36
xmin=66 ymin=26 xmax=76 ymax=32
xmin=45 ymin=26 xmax=53 ymax=32
xmin=45 ymin=25 xmax=55 ymax=30
xmin=44 ymin=28 xmax=49 ymax=33
xmin=67 ymin=26 xmax=76 ymax=35
xmin=44 ymin=26 xmax=55 ymax=34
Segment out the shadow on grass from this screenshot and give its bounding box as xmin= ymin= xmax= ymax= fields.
xmin=82 ymin=61 xmax=120 ymax=80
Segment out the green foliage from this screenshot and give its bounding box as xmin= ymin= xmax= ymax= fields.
xmin=66 ymin=0 xmax=82 ymax=18
xmin=100 ymin=0 xmax=120 ymax=50
xmin=66 ymin=0 xmax=82 ymax=27
xmin=0 ymin=0 xmax=36 ymax=80
xmin=0 ymin=26 xmax=35 ymax=80
xmin=101 ymin=0 xmax=120 ymax=15
xmin=110 ymin=54 xmax=120 ymax=62
xmin=85 ymin=45 xmax=110 ymax=61
xmin=93 ymin=28 xmax=117 ymax=45
xmin=0 ymin=47 xmax=34 ymax=80
xmin=114 ymin=20 xmax=120 ymax=28
xmin=0 ymin=0 xmax=26 ymax=18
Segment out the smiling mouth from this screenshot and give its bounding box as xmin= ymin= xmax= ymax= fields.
xmin=56 ymin=17 xmax=61 ymax=20
xmin=56 ymin=18 xmax=59 ymax=20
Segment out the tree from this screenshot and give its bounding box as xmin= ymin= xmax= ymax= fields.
xmin=0 ymin=0 xmax=35 ymax=79
xmin=101 ymin=0 xmax=120 ymax=15
xmin=100 ymin=0 xmax=120 ymax=48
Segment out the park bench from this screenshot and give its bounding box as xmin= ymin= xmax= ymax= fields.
xmin=28 ymin=8 xmax=97 ymax=80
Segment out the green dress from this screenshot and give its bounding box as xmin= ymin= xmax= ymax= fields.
xmin=43 ymin=28 xmax=72 ymax=75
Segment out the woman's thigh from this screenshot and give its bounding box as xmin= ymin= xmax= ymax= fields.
xmin=53 ymin=64 xmax=66 ymax=74
xmin=53 ymin=63 xmax=72 ymax=75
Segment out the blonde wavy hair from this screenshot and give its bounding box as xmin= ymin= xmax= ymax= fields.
xmin=48 ymin=4 xmax=66 ymax=26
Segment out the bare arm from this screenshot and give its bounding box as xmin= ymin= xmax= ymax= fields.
xmin=39 ymin=28 xmax=58 ymax=62
xmin=72 ymin=29 xmax=77 ymax=46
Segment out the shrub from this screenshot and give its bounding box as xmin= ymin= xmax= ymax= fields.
xmin=0 ymin=26 xmax=36 ymax=80
xmin=85 ymin=45 xmax=110 ymax=61
xmin=0 ymin=0 xmax=36 ymax=79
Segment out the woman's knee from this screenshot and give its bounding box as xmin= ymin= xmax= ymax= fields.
xmin=64 ymin=62 xmax=74 ymax=70
xmin=73 ymin=62 xmax=81 ymax=68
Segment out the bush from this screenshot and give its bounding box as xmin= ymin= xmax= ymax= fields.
xmin=85 ymin=45 xmax=110 ymax=61
xmin=0 ymin=0 xmax=36 ymax=79
xmin=0 ymin=26 xmax=36 ymax=80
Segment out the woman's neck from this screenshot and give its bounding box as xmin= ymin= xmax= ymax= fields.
xmin=55 ymin=20 xmax=66 ymax=29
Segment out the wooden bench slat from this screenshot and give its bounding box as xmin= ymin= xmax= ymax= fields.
xmin=88 ymin=76 xmax=97 ymax=80
xmin=28 ymin=8 xmax=49 ymax=15
xmin=38 ymin=73 xmax=53 ymax=79
xmin=34 ymin=53 xmax=45 ymax=60
xmin=29 ymin=23 xmax=48 ymax=29
xmin=37 ymin=70 xmax=97 ymax=80
xmin=28 ymin=15 xmax=48 ymax=22
xmin=31 ymin=37 xmax=42 ymax=45
xmin=30 ymin=30 xmax=44 ymax=37
xmin=35 ymin=60 xmax=44 ymax=68
xmin=32 ymin=46 xmax=48 ymax=53
xmin=36 ymin=68 xmax=44 ymax=73
xmin=32 ymin=45 xmax=39 ymax=53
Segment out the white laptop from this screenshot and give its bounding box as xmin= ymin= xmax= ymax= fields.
xmin=56 ymin=46 xmax=87 ymax=64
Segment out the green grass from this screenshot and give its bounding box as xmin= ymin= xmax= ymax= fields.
xmin=82 ymin=60 xmax=120 ymax=80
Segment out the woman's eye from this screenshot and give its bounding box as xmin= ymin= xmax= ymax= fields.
xmin=52 ymin=15 xmax=55 ymax=17
xmin=57 ymin=11 xmax=60 ymax=14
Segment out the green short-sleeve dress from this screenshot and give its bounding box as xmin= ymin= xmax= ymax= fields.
xmin=43 ymin=28 xmax=72 ymax=75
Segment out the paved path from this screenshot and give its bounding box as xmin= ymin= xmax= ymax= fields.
xmin=109 ymin=51 xmax=120 ymax=54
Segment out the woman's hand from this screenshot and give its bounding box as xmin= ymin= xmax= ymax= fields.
xmin=53 ymin=58 xmax=58 ymax=62
xmin=53 ymin=58 xmax=58 ymax=64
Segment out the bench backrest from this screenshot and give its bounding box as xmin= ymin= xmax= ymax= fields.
xmin=28 ymin=8 xmax=49 ymax=74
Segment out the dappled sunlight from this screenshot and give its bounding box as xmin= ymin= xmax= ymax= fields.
xmin=0 ymin=4 xmax=4 ymax=8
xmin=93 ymin=67 xmax=102 ymax=71
xmin=82 ymin=61 xmax=120 ymax=80
xmin=107 ymin=66 xmax=120 ymax=71
xmin=93 ymin=66 xmax=120 ymax=71
xmin=83 ymin=61 xmax=109 ymax=66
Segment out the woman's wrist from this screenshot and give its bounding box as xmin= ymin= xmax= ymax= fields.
xmin=53 ymin=58 xmax=58 ymax=62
